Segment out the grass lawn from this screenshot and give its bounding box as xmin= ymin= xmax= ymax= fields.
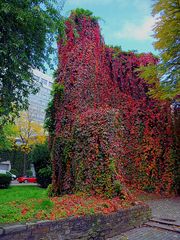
xmin=0 ymin=186 xmax=50 ymax=224
xmin=0 ymin=186 xmax=134 ymax=224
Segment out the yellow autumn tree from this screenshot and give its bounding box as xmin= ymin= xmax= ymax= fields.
xmin=15 ymin=110 xmax=46 ymax=175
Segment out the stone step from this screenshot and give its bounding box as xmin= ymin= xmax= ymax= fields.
xmin=151 ymin=217 xmax=180 ymax=227
xmin=145 ymin=221 xmax=180 ymax=233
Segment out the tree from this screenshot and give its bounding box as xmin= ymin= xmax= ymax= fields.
xmin=0 ymin=124 xmax=18 ymax=151
xmin=140 ymin=0 xmax=180 ymax=100
xmin=0 ymin=0 xmax=65 ymax=124
xmin=15 ymin=110 xmax=46 ymax=175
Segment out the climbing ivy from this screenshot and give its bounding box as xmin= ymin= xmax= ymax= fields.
xmin=49 ymin=10 xmax=176 ymax=198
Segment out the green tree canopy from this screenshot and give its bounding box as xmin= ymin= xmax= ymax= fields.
xmin=140 ymin=0 xmax=180 ymax=100
xmin=0 ymin=0 xmax=64 ymax=124
xmin=0 ymin=124 xmax=18 ymax=151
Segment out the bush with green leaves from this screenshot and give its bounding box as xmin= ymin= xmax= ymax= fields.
xmin=38 ymin=166 xmax=52 ymax=188
xmin=0 ymin=173 xmax=11 ymax=188
xmin=30 ymin=142 xmax=52 ymax=188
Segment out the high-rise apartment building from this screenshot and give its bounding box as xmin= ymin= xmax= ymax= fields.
xmin=28 ymin=69 xmax=53 ymax=124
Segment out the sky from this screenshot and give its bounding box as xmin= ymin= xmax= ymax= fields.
xmin=62 ymin=0 xmax=157 ymax=54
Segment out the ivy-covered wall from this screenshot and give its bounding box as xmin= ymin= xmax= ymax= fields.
xmin=48 ymin=10 xmax=175 ymax=197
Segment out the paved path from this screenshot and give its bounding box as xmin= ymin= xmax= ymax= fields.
xmin=109 ymin=197 xmax=180 ymax=240
xmin=109 ymin=227 xmax=180 ymax=240
xmin=146 ymin=197 xmax=180 ymax=222
xmin=10 ymin=180 xmax=37 ymax=186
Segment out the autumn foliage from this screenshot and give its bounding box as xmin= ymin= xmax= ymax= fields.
xmin=48 ymin=11 xmax=175 ymax=198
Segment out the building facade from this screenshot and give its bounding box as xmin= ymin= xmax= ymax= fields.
xmin=28 ymin=69 xmax=53 ymax=124
xmin=0 ymin=161 xmax=11 ymax=171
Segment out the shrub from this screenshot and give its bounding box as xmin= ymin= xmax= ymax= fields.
xmin=38 ymin=167 xmax=52 ymax=188
xmin=30 ymin=142 xmax=52 ymax=188
xmin=0 ymin=174 xmax=11 ymax=188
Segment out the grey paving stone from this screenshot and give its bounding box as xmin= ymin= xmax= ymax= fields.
xmin=146 ymin=197 xmax=180 ymax=222
xmin=108 ymin=197 xmax=180 ymax=240
xmin=108 ymin=227 xmax=180 ymax=240
xmin=0 ymin=228 xmax=4 ymax=235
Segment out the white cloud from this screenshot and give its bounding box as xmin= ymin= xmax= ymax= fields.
xmin=114 ymin=16 xmax=155 ymax=41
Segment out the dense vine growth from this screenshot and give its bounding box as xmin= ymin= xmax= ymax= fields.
xmin=47 ymin=10 xmax=175 ymax=198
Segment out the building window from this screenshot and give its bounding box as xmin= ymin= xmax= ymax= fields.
xmin=33 ymin=75 xmax=40 ymax=81
xmin=41 ymin=78 xmax=48 ymax=85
